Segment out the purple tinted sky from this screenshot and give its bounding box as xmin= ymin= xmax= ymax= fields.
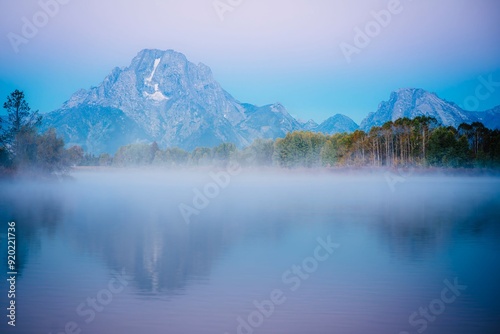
xmin=0 ymin=0 xmax=499 ymax=123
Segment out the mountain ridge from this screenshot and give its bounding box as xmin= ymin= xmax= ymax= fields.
xmin=359 ymin=88 xmax=500 ymax=131
xmin=41 ymin=49 xmax=500 ymax=154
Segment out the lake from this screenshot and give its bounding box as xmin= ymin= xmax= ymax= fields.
xmin=1 ymin=169 xmax=499 ymax=334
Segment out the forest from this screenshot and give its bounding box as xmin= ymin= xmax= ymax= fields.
xmin=82 ymin=116 xmax=500 ymax=169
xmin=0 ymin=90 xmax=71 ymax=175
xmin=1 ymin=90 xmax=500 ymax=176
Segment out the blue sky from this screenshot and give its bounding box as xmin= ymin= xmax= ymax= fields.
xmin=1 ymin=0 xmax=499 ymax=124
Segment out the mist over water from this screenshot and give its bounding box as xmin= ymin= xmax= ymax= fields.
xmin=1 ymin=169 xmax=500 ymax=334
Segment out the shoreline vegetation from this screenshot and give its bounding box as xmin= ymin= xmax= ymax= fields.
xmin=1 ymin=90 xmax=500 ymax=180
xmin=68 ymin=166 xmax=500 ymax=180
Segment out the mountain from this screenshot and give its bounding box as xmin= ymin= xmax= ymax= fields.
xmin=360 ymin=88 xmax=500 ymax=131
xmin=299 ymin=119 xmax=319 ymax=131
xmin=239 ymin=103 xmax=302 ymax=139
xmin=472 ymin=106 xmax=500 ymax=130
xmin=42 ymin=106 xmax=149 ymax=154
xmin=316 ymin=114 xmax=359 ymax=134
xmin=41 ymin=50 xmax=500 ymax=154
xmin=42 ymin=49 xmax=301 ymax=154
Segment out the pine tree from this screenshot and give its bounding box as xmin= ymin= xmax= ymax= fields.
xmin=2 ymin=90 xmax=42 ymax=144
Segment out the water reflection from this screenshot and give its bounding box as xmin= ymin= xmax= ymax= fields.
xmin=2 ymin=173 xmax=500 ymax=293
xmin=0 ymin=171 xmax=499 ymax=334
xmin=0 ymin=180 xmax=67 ymax=277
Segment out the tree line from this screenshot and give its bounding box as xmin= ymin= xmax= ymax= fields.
xmin=0 ymin=90 xmax=81 ymax=176
xmin=83 ymin=116 xmax=500 ymax=169
xmin=2 ymin=90 xmax=499 ymax=176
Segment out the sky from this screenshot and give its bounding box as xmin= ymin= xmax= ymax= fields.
xmin=0 ymin=0 xmax=499 ymax=124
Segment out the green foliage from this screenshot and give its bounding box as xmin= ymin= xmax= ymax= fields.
xmin=12 ymin=127 xmax=38 ymax=168
xmin=236 ymin=139 xmax=274 ymax=166
xmin=98 ymin=153 xmax=112 ymax=166
xmin=113 ymin=143 xmax=157 ymax=166
xmin=1 ymin=90 xmax=71 ymax=175
xmin=212 ymin=143 xmax=236 ymax=163
xmin=190 ymin=147 xmax=212 ymax=166
xmin=7 ymin=127 xmax=69 ymax=173
xmin=320 ymin=140 xmax=337 ymax=166
xmin=250 ymin=139 xmax=274 ymax=166
xmin=427 ymin=127 xmax=470 ymax=167
xmin=80 ymin=153 xmax=99 ymax=166
xmin=106 ymin=119 xmax=498 ymax=169
xmin=35 ymin=128 xmax=67 ymax=173
xmin=2 ymin=89 xmax=497 ymax=172
xmin=153 ymin=147 xmax=190 ymax=167
xmin=59 ymin=115 xmax=498 ymax=171
xmin=274 ymin=132 xmax=326 ymax=168
xmin=2 ymin=90 xmax=42 ymax=145
xmin=0 ymin=146 xmax=10 ymax=167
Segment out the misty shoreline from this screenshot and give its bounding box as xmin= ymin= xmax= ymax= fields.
xmin=50 ymin=165 xmax=500 ymax=176
xmin=2 ymin=165 xmax=500 ymax=183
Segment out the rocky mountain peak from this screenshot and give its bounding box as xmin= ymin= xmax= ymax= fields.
xmin=43 ymin=49 xmax=303 ymax=153
xmin=42 ymin=51 xmax=500 ymax=154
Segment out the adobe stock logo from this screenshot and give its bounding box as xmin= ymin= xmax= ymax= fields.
xmin=213 ymin=0 xmax=244 ymax=22
xmin=7 ymin=0 xmax=71 ymax=54
xmin=48 ymin=268 xmax=132 ymax=334
xmin=399 ymin=277 xmax=467 ymax=334
xmin=178 ymin=161 xmax=242 ymax=224
xmin=224 ymin=235 xmax=340 ymax=334
xmin=462 ymin=74 xmax=500 ymax=111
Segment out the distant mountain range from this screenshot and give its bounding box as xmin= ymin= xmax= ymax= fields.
xmin=41 ymin=49 xmax=500 ymax=154
xmin=360 ymin=88 xmax=500 ymax=132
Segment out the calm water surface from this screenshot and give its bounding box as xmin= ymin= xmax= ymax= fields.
xmin=1 ymin=169 xmax=499 ymax=334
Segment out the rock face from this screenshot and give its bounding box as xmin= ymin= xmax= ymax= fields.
xmin=42 ymin=49 xmax=303 ymax=154
xmin=473 ymin=105 xmax=500 ymax=130
xmin=42 ymin=50 xmax=500 ymax=154
xmin=315 ymin=114 xmax=359 ymax=134
xmin=41 ymin=106 xmax=148 ymax=154
xmin=298 ymin=119 xmax=319 ymax=131
xmin=360 ymin=88 xmax=500 ymax=131
xmin=239 ymin=103 xmax=303 ymax=140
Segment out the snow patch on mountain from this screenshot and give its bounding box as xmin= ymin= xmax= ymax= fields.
xmin=144 ymin=88 xmax=169 ymax=102
xmin=41 ymin=50 xmax=500 ymax=155
xmin=43 ymin=49 xmax=301 ymax=153
xmin=145 ymin=58 xmax=161 ymax=84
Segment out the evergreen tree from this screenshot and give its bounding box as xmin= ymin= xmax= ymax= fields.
xmin=2 ymin=90 xmax=42 ymax=144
